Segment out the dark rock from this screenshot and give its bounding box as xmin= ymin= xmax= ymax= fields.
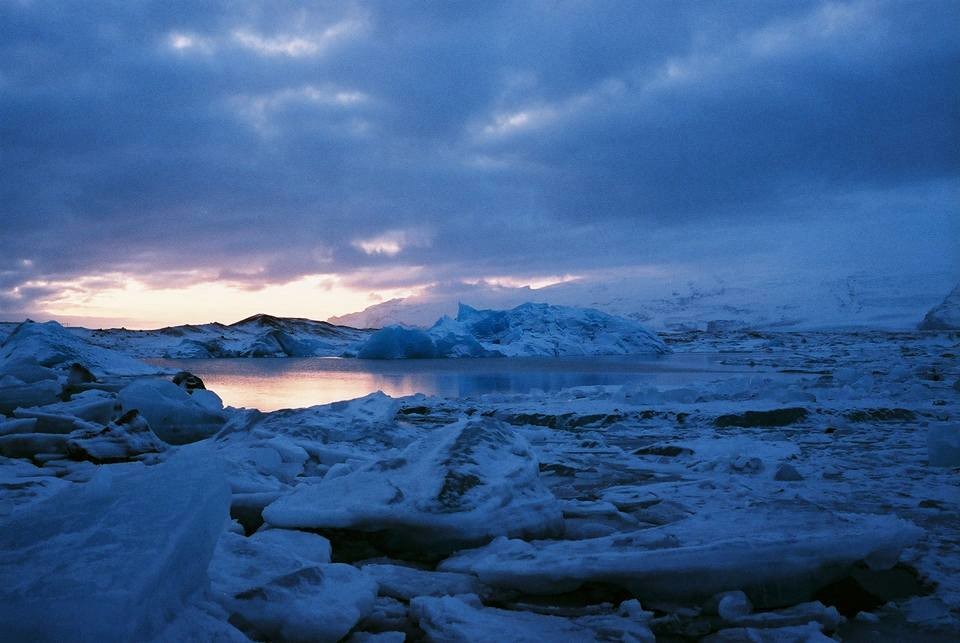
xmin=634 ymin=445 xmax=694 ymax=457
xmin=774 ymin=463 xmax=804 ymax=481
xmin=568 ymin=413 xmax=626 ymax=428
xmin=844 ymin=408 xmax=916 ymax=423
xmin=0 ymin=432 xmax=69 ymax=459
xmin=398 ymin=406 xmax=431 ymax=415
xmin=499 ymin=412 xmax=573 ymax=429
xmin=715 ymin=407 xmax=808 ymax=428
xmin=67 ymin=363 xmax=96 ymax=386
xmin=65 ymin=409 xmax=168 ymax=463
xmin=730 ymin=456 xmax=763 ymax=473
xmin=816 ymin=564 xmax=929 ymax=617
xmin=539 ymin=463 xmax=578 ymax=476
xmin=172 ymin=371 xmax=206 ymax=391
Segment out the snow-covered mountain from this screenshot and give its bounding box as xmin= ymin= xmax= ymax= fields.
xmin=332 ymin=271 xmax=959 ymax=332
xmin=1 ymin=305 xmax=667 ymax=361
xmin=356 ymin=303 xmax=668 ymax=358
xmin=74 ymin=314 xmax=373 ymax=358
xmin=919 ymin=283 xmax=960 ymax=330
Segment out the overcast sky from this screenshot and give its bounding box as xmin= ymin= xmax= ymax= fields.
xmin=1 ymin=0 xmax=957 ymax=327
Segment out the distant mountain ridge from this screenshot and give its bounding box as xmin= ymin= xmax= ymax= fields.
xmin=53 ymin=314 xmax=374 ymax=359
xmin=330 ymin=271 xmax=959 ymax=332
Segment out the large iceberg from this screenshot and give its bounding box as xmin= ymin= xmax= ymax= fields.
xmin=263 ymin=417 xmax=564 ymax=556
xmin=919 ymin=283 xmax=960 ymax=330
xmin=355 ymin=302 xmax=668 ymax=359
xmin=0 ymin=446 xmax=230 ymax=641
xmin=357 ymin=326 xmax=442 ymax=359
xmin=0 ymin=320 xmax=159 ymax=377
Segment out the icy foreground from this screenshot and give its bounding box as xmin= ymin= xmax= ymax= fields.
xmin=263 ymin=417 xmax=564 ymax=554
xmin=0 ymin=447 xmax=230 ymax=641
xmin=440 ymin=510 xmax=921 ymax=605
xmin=0 ymin=327 xmax=957 ymax=640
xmin=357 ymin=302 xmax=668 ymax=358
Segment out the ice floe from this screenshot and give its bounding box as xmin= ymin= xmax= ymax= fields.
xmin=263 ymin=416 xmax=563 ymax=556
xmin=440 ymin=508 xmax=922 ymax=607
xmin=0 ymin=447 xmax=230 ymax=641
xmin=209 ymin=529 xmax=376 ymax=641
xmin=118 ymin=379 xmax=226 ymax=444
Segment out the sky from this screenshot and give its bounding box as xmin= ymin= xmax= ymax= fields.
xmin=1 ymin=0 xmax=957 ymax=328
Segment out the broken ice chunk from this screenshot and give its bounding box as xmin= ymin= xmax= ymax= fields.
xmin=263 ymin=417 xmax=563 ymax=556
xmin=0 ymin=446 xmax=230 ymax=641
xmin=440 ymin=507 xmax=922 ymax=608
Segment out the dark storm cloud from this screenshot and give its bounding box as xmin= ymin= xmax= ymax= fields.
xmin=1 ymin=0 xmax=957 ymax=313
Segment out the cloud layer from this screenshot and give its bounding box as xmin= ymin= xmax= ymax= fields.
xmin=1 ymin=0 xmax=957 ymax=324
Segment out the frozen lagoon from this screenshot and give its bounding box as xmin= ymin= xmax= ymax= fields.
xmin=149 ymin=352 xmax=790 ymax=411
xmin=1 ymin=322 xmax=958 ymax=641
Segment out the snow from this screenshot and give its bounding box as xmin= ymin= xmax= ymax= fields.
xmin=919 ymin=283 xmax=960 ymax=330
xmin=263 ymin=417 xmax=564 ymax=555
xmin=0 ymin=446 xmax=230 ymax=641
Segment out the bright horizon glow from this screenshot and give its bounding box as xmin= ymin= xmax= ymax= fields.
xmin=16 ymin=273 xmax=418 ymax=330
xmin=7 ymin=271 xmax=590 ymax=329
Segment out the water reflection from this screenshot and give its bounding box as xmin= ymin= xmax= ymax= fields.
xmin=149 ymin=354 xmax=766 ymax=411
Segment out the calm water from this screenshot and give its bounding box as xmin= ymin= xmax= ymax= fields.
xmin=149 ymin=354 xmax=775 ymax=411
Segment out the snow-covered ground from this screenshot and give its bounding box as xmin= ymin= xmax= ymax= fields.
xmin=0 ymin=315 xmax=958 ymax=641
